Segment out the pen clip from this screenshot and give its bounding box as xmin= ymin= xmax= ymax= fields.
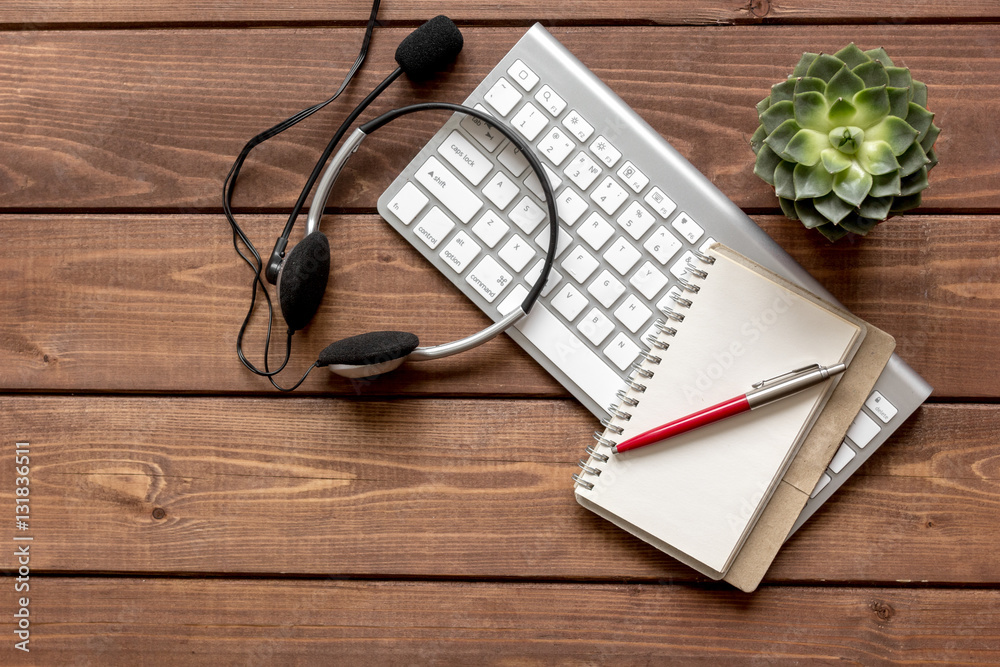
xmin=751 ymin=363 xmax=820 ymax=389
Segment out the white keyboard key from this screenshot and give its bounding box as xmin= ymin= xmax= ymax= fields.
xmin=437 ymin=130 xmax=492 ymax=186
xmin=556 ymin=187 xmax=589 ymax=225
xmin=415 ymin=156 xmax=483 ymax=224
xmin=562 ymin=109 xmax=595 ymax=142
xmin=828 ymin=441 xmax=857 ymax=474
xmin=866 ymin=391 xmax=898 ymax=423
xmin=439 ymin=231 xmax=482 ymax=273
xmin=644 ymin=186 xmax=678 ymax=219
xmin=535 ymin=84 xmax=567 ymax=116
xmin=591 ymin=176 xmax=629 ymax=216
xmin=616 ymin=201 xmax=655 ymax=240
xmin=525 ymin=164 xmax=563 ymax=201
xmin=537 ymin=127 xmax=575 ymax=166
xmin=699 ymin=236 xmax=718 ymax=255
xmin=810 ymin=473 xmax=832 ymax=498
xmin=509 ymin=196 xmax=546 ymax=234
xmin=671 ymin=211 xmax=705 ymax=244
xmin=498 ymin=143 xmax=529 ymax=177
xmin=587 ymin=269 xmax=626 ymax=308
xmin=604 ymin=236 xmax=642 ymax=275
xmin=413 ymin=206 xmax=454 ymax=250
xmin=471 ymin=210 xmax=509 ymax=249
xmin=460 ymin=104 xmax=503 ymax=152
xmin=604 ymin=332 xmax=641 ymax=371
xmin=497 ymin=284 xmax=529 ymax=317
xmin=465 ymin=255 xmax=512 ymax=303
xmin=551 ymin=283 xmax=589 ymax=321
xmin=561 ymin=245 xmax=600 ymax=284
xmin=617 ymin=161 xmax=649 ymax=193
xmin=846 ymin=411 xmax=881 ymax=448
xmin=613 ymin=294 xmax=653 ymax=333
xmin=386 ymin=182 xmax=428 ymax=225
xmin=564 ymin=152 xmax=603 ymax=190
xmin=629 ymin=261 xmax=669 ymax=300
xmin=534 ymin=224 xmax=572 ymax=259
xmin=525 ymin=259 xmax=561 ymax=297
xmin=498 ymin=234 xmax=536 ymax=272
xmin=514 ymin=304 xmax=623 ymax=411
xmin=589 ymin=135 xmax=622 ymax=168
xmin=578 ymin=212 xmax=615 ymax=251
xmin=669 ymin=250 xmax=701 ymax=281
xmin=483 ymin=171 xmax=520 ymax=210
xmin=644 ymin=225 xmax=683 ymax=264
xmin=578 ymin=308 xmax=616 ymax=346
xmin=507 ymin=59 xmax=539 ymax=91
xmin=484 ymin=77 xmax=522 ymax=116
xmin=511 ymin=102 xmax=548 ymax=141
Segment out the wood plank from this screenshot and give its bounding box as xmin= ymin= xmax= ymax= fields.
xmin=3 ymin=0 xmax=999 ymax=27
xmin=3 ymin=578 xmax=998 ymax=662
xmin=1 ymin=26 xmax=996 ymax=212
xmin=1 ymin=213 xmax=997 ymax=397
xmin=4 ymin=397 xmax=998 ymax=584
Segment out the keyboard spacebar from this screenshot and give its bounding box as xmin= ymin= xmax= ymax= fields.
xmin=514 ymin=304 xmax=624 ymax=412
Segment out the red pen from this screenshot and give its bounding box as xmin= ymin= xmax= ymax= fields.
xmin=611 ymin=363 xmax=847 ymax=454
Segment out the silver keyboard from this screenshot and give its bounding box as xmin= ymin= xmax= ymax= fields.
xmin=377 ymin=23 xmax=931 ymax=534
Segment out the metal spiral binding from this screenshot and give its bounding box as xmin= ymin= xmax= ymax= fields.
xmin=586 ymin=445 xmax=609 ymax=462
xmin=645 ymin=334 xmax=669 ymax=350
xmin=575 ymin=247 xmax=716 ymax=491
xmin=630 ymin=362 xmax=655 ymax=379
xmin=639 ymin=350 xmax=662 ymax=365
xmin=659 ymin=305 xmax=685 ymax=322
xmin=615 ymin=389 xmax=639 ymax=407
xmin=599 ymin=418 xmax=624 ymax=435
xmin=607 ymin=404 xmax=632 ymax=420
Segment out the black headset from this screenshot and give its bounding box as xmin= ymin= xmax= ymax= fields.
xmin=225 ymin=12 xmax=558 ymax=388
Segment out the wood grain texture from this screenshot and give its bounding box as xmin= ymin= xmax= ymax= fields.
xmin=4 ymin=397 xmax=998 ymax=584
xmin=1 ymin=213 xmax=996 ymax=397
xmin=0 ymin=26 xmax=996 ymax=212
xmin=3 ymin=0 xmax=1000 ymax=27
xmin=3 ymin=578 xmax=999 ymax=664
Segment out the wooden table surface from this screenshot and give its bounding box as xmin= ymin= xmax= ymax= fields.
xmin=3 ymin=2 xmax=1000 ymax=663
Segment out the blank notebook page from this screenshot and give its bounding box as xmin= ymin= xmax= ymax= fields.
xmin=575 ymin=246 xmax=863 ymax=577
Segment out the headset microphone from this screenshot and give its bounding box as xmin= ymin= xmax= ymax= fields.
xmin=263 ymin=15 xmax=465 ymax=285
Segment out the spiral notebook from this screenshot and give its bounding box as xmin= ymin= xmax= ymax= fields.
xmin=573 ymin=243 xmax=867 ymax=580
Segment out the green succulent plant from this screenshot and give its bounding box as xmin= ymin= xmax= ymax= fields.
xmin=751 ymin=43 xmax=940 ymax=241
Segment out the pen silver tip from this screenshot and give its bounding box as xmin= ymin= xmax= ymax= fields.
xmin=610 ymin=445 xmax=619 ymax=455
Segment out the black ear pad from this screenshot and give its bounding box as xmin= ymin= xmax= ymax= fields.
xmin=317 ymin=331 xmax=420 ymax=368
xmin=278 ymin=231 xmax=330 ymax=332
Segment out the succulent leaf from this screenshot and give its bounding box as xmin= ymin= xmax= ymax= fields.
xmin=856 ymin=140 xmax=900 ymax=175
xmin=759 ymin=100 xmax=795 ymax=134
xmin=853 ymin=60 xmax=890 ymax=88
xmin=763 ymin=118 xmax=802 ymax=155
xmin=820 ymin=147 xmax=853 ymax=174
xmin=753 ymin=43 xmax=939 ymax=240
xmin=773 ymin=160 xmax=797 ymax=199
xmin=825 ymin=66 xmax=866 ymax=104
xmin=851 ymin=86 xmax=890 ymax=127
xmin=833 ymin=162 xmax=873 ymax=207
xmin=793 ymin=162 xmax=835 ymax=198
xmin=807 ymin=54 xmax=846 ymax=82
xmin=793 ymin=91 xmax=830 ymax=128
xmin=753 ymin=144 xmax=783 ymax=185
xmin=864 ymin=116 xmax=919 ymax=155
xmin=791 ymin=52 xmax=819 ymax=78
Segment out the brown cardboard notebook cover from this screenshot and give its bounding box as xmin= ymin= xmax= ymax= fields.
xmin=719 ymin=248 xmax=895 ymax=592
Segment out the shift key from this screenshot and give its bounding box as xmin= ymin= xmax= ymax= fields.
xmin=416 ymin=156 xmax=483 ymax=224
